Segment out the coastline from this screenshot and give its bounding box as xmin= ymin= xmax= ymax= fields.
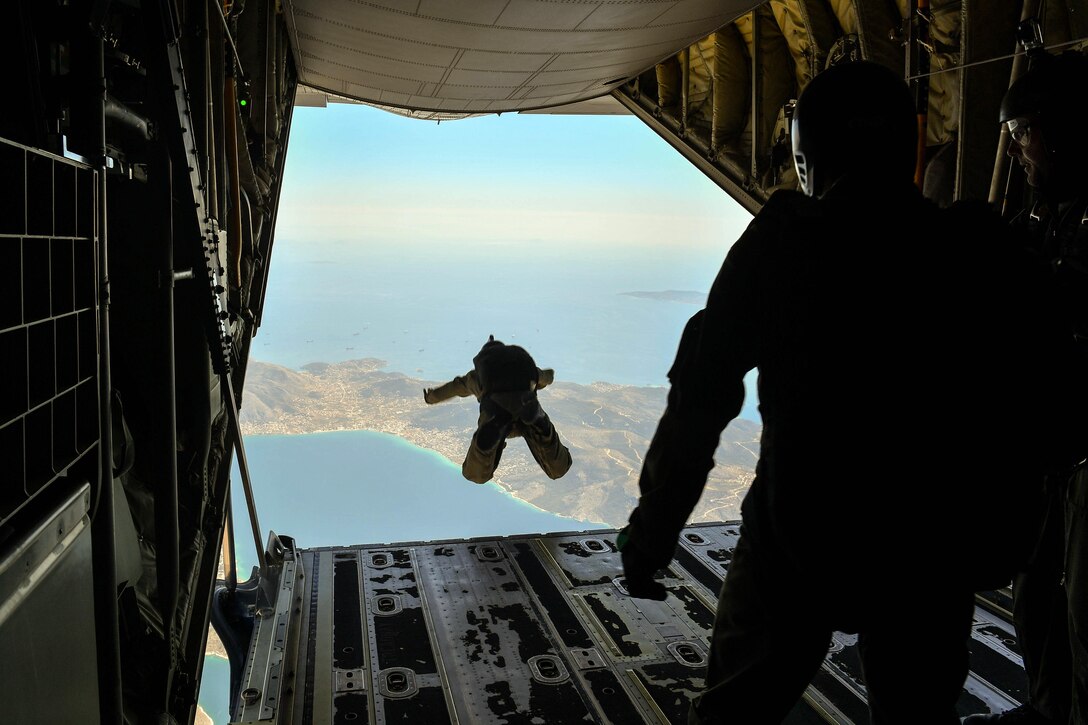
xmin=236 ymin=357 xmax=756 ymax=531
xmin=242 ymin=429 xmax=611 ymax=529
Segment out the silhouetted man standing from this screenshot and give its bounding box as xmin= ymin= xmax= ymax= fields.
xmin=965 ymin=50 xmax=1088 ymax=725
xmin=618 ymin=61 xmax=1085 ymax=724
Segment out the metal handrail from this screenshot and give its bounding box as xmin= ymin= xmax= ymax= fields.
xmin=224 ymin=372 xmax=267 ymax=575
xmin=221 ymin=488 xmax=239 ymax=592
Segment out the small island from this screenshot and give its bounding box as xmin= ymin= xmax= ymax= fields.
xmin=621 ymin=290 xmax=708 ymax=305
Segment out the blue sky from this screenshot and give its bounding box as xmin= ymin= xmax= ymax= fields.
xmin=273 ymin=102 xmax=751 ymax=251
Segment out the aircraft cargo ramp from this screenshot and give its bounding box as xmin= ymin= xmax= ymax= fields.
xmin=218 ymin=523 xmax=1027 ymax=724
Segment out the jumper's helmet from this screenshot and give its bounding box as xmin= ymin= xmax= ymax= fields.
xmin=999 ymin=51 xmax=1088 ymax=196
xmin=792 ymin=61 xmax=917 ymax=197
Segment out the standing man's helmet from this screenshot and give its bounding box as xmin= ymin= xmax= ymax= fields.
xmin=792 ymin=61 xmax=917 ymax=197
xmin=999 ymin=51 xmax=1088 ymax=198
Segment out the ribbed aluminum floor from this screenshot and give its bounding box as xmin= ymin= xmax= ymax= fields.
xmin=232 ymin=523 xmax=1027 ymax=724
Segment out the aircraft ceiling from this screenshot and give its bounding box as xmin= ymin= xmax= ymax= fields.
xmin=281 ymin=0 xmax=760 ymax=115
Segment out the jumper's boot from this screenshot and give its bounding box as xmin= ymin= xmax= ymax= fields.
xmin=461 ymin=401 xmax=513 ymax=483
xmin=520 ymin=404 xmax=572 ymax=480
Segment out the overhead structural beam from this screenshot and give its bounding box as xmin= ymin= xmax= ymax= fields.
xmin=611 ymin=86 xmax=763 ymax=216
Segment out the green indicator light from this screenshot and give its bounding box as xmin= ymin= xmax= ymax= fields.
xmin=240 ymin=99 xmax=247 ymax=107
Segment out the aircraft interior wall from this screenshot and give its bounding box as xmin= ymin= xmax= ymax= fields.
xmin=1 ymin=0 xmax=295 ymax=722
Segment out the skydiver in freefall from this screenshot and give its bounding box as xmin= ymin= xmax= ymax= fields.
xmin=423 ymin=335 xmax=572 ymax=484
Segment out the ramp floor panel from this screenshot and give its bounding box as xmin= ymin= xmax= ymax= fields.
xmin=251 ymin=523 xmax=1027 ymax=724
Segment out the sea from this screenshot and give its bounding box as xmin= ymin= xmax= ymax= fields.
xmin=231 ymin=430 xmax=609 ymax=573
xmin=197 ymin=234 xmax=763 ymax=722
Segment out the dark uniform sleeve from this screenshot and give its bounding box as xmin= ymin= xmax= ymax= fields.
xmin=622 ymin=194 xmax=786 ymax=570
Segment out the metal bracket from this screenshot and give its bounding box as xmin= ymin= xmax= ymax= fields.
xmin=335 ymin=669 xmax=366 ymax=694
xmin=569 ymin=647 xmax=606 ymax=671
xmin=235 ymin=558 xmax=300 ymax=721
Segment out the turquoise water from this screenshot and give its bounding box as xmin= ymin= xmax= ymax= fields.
xmin=231 ymin=430 xmax=606 ymax=573
xmin=198 ymin=655 xmax=231 ymax=725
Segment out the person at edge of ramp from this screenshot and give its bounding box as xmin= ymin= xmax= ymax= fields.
xmin=423 ymin=335 xmax=572 ymax=484
xmin=964 ymin=49 xmax=1088 ymax=725
xmin=616 ymin=60 xmax=1088 ymax=725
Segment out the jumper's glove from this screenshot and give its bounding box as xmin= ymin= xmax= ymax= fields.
xmin=423 ymin=388 xmax=437 ymax=404
xmin=617 ymin=527 xmax=667 ymax=601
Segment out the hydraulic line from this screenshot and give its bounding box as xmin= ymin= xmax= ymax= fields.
xmin=224 ymin=73 xmax=244 ymax=290
xmin=224 ymin=371 xmax=267 ymax=573
xmin=155 ymin=145 xmax=181 ymax=676
xmin=86 ymin=17 xmax=123 ymax=725
xmin=221 ymin=487 xmax=239 ymax=593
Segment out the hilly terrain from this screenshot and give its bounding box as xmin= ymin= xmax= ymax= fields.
xmin=239 ymin=358 xmax=760 ymax=527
